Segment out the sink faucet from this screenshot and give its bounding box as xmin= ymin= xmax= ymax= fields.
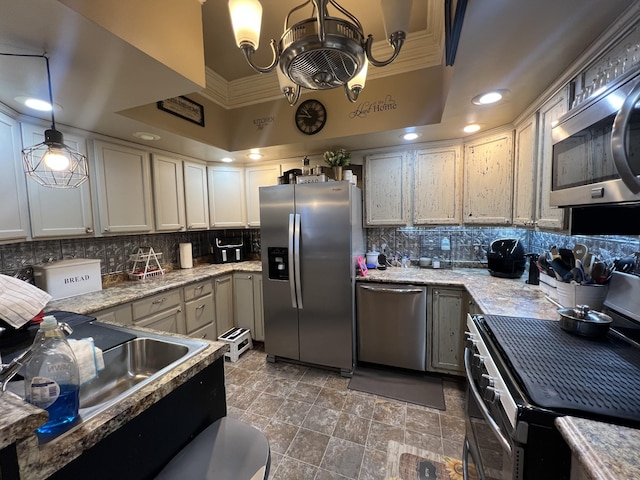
xmin=0 ymin=322 xmax=73 ymax=392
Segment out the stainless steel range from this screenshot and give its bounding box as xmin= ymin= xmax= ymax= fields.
xmin=463 ymin=271 xmax=640 ymax=480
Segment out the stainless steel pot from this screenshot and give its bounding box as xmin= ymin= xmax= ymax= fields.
xmin=557 ymin=304 xmax=612 ymax=337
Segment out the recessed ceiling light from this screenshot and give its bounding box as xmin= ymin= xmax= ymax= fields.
xmin=221 ymin=157 xmax=233 ymax=163
xmin=472 ymin=89 xmax=509 ymax=105
xmin=15 ymin=96 xmax=55 ymax=112
xmin=463 ymin=124 xmax=481 ymax=133
xmin=248 ymin=151 xmax=262 ymax=160
xmin=133 ymin=131 xmax=161 ymax=141
xmin=402 ymin=132 xmax=421 ymax=141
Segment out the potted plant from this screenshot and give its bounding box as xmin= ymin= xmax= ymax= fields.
xmin=323 ymin=148 xmax=351 ymax=181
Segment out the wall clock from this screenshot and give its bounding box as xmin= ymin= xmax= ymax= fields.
xmin=295 ymin=99 xmax=327 ymax=135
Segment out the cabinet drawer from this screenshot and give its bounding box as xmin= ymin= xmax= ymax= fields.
xmin=132 ymin=289 xmax=182 ymax=320
xmin=183 ymin=280 xmax=213 ymax=302
xmin=189 ymin=322 xmax=217 ymax=341
xmin=135 ymin=305 xmax=183 ymax=334
xmin=184 ymin=293 xmax=214 ymax=334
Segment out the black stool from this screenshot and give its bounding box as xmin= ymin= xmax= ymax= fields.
xmin=155 ymin=417 xmax=270 ymax=479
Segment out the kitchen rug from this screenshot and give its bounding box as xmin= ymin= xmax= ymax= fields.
xmin=385 ymin=441 xmax=476 ymax=480
xmin=348 ymin=365 xmax=445 ymax=410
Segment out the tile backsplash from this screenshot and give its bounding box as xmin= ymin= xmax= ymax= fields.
xmin=0 ymin=229 xmax=261 ymax=281
xmin=1 ymin=226 xmax=638 ymax=282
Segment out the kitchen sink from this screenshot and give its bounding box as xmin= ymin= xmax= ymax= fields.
xmin=80 ymin=337 xmax=189 ymax=409
xmin=7 ymin=324 xmax=209 ymax=442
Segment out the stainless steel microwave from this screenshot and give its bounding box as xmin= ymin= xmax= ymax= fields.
xmin=550 ymin=68 xmax=640 ymax=207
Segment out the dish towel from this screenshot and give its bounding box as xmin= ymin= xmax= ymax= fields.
xmin=68 ymin=338 xmax=105 ymax=385
xmin=0 ymin=274 xmax=51 ymax=329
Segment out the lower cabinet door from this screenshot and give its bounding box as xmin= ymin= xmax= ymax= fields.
xmin=429 ymin=287 xmax=465 ymax=375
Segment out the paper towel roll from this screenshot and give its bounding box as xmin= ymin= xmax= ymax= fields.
xmin=179 ymin=243 xmax=193 ymax=269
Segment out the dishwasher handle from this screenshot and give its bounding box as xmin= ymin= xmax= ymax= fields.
xmin=359 ymin=285 xmax=424 ymax=294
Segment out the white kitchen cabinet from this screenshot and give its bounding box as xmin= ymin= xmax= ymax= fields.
xmin=233 ymin=272 xmax=264 ymax=341
xmin=0 ymin=111 xmax=29 ymax=242
xmin=428 ymin=287 xmax=466 ymax=375
xmin=364 ymin=151 xmax=410 ymax=226
xmin=463 ymin=130 xmax=514 ymax=225
xmin=208 ymin=165 xmax=246 ymax=228
xmin=21 ymin=123 xmax=94 ymax=238
xmin=535 ymin=89 xmax=569 ymax=230
xmin=151 ymin=154 xmax=185 ymax=232
xmin=183 ymin=280 xmax=216 ymax=339
xmin=413 ymin=145 xmax=462 ymax=225
xmin=132 ymin=288 xmax=185 ymax=335
xmin=245 ymin=165 xmax=280 ymax=227
xmin=183 ymin=161 xmax=209 ymax=230
xmin=513 ymin=115 xmax=539 ymax=227
xmin=92 ymin=140 xmax=154 ymax=234
xmin=214 ymin=274 xmax=234 ymax=336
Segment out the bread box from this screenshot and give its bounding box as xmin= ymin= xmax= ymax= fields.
xmin=33 ymin=259 xmax=102 ymax=300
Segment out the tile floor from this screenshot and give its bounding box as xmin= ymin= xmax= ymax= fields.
xmin=224 ymin=343 xmax=467 ymax=480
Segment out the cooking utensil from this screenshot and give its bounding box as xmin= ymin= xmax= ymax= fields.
xmin=590 ymin=261 xmax=606 ymax=282
xmin=557 ymin=304 xmax=612 ymax=337
xmin=572 ymin=243 xmax=588 ymax=266
xmin=582 ymin=253 xmax=595 ymax=278
xmin=614 ymin=255 xmax=636 ymax=273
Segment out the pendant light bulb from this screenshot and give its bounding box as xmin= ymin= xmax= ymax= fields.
xmin=42 ymin=148 xmax=70 ymax=171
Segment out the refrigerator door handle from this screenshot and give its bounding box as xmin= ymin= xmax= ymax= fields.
xmin=288 ymin=213 xmax=297 ymax=308
xmin=294 ymin=213 xmax=303 ymax=309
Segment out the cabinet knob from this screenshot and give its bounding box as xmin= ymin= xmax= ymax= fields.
xmin=103 ymin=226 xmax=111 ymax=232
xmin=188 ymin=224 xmax=193 ymax=229
xmin=85 ymin=227 xmax=94 ymax=234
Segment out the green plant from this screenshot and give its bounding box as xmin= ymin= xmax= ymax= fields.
xmin=323 ymin=148 xmax=351 ymax=167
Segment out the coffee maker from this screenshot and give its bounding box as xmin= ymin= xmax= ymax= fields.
xmin=212 ymin=237 xmax=245 ymax=264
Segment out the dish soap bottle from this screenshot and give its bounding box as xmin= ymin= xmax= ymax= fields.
xmin=24 ymin=316 xmax=80 ymax=434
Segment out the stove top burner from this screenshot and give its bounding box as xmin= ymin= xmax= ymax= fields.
xmin=482 ymin=315 xmax=640 ymax=425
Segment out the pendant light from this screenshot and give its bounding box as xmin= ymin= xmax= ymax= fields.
xmin=1 ymin=53 xmax=89 ymax=188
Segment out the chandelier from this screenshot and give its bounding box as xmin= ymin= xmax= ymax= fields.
xmin=0 ymin=53 xmax=89 ymax=188
xmin=228 ymin=0 xmax=412 ymax=105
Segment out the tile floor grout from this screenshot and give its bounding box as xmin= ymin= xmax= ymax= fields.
xmin=224 ymin=343 xmax=467 ymax=480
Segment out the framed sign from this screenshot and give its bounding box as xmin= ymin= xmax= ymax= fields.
xmin=157 ymin=96 xmax=205 ymax=126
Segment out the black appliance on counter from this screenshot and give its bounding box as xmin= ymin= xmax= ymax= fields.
xmin=463 ymin=271 xmax=640 ymax=480
xmin=212 ymin=237 xmax=245 ymax=264
xmin=486 ymin=238 xmax=526 ymax=278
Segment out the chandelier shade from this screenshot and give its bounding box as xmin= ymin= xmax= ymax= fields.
xmin=228 ymin=0 xmax=412 ymax=105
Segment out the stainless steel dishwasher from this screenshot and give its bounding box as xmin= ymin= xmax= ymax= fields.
xmin=356 ymin=283 xmax=427 ymax=371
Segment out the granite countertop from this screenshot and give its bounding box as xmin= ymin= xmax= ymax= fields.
xmin=555 ymin=417 xmax=640 ymax=480
xmin=45 ymin=261 xmax=262 ymax=316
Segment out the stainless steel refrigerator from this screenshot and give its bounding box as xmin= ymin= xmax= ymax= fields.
xmin=259 ymin=182 xmax=364 ymax=375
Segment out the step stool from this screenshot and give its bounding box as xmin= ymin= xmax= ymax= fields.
xmin=217 ymin=327 xmax=252 ymax=362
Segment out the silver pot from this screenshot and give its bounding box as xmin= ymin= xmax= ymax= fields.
xmin=557 ymin=304 xmax=612 ymax=337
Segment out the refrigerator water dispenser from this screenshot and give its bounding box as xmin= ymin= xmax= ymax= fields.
xmin=268 ymin=247 xmax=289 ymax=280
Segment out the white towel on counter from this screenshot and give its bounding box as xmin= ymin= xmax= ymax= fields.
xmin=0 ymin=274 xmax=51 ymax=329
xmin=68 ymin=338 xmax=105 ymax=385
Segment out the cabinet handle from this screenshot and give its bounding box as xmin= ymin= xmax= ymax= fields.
xmin=196 ymin=304 xmax=206 ymax=310
xmin=152 ymin=297 xmax=166 ymax=304
xmin=85 ymin=227 xmax=94 ymax=234
xmin=103 ymin=226 xmax=111 ymax=232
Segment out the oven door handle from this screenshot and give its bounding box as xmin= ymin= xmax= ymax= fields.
xmin=464 ymin=347 xmax=513 ymax=455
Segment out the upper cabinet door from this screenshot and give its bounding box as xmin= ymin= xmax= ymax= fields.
xmin=21 ymin=123 xmax=94 ymax=238
xmin=364 ymin=152 xmax=410 ymax=226
xmin=463 ymin=130 xmax=514 ymax=225
xmin=413 ymin=145 xmax=462 ymax=225
xmin=245 ymin=165 xmax=280 ymax=227
xmin=92 ymin=140 xmax=154 ymax=234
xmin=513 ymin=115 xmax=539 ymax=227
xmin=152 ymin=154 xmax=185 ymax=232
xmin=536 ymin=90 xmax=568 ymax=231
xmin=208 ymin=165 xmax=246 ymax=228
xmin=183 ymin=161 xmax=209 ymax=230
xmin=0 ymin=112 xmax=29 ymax=242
